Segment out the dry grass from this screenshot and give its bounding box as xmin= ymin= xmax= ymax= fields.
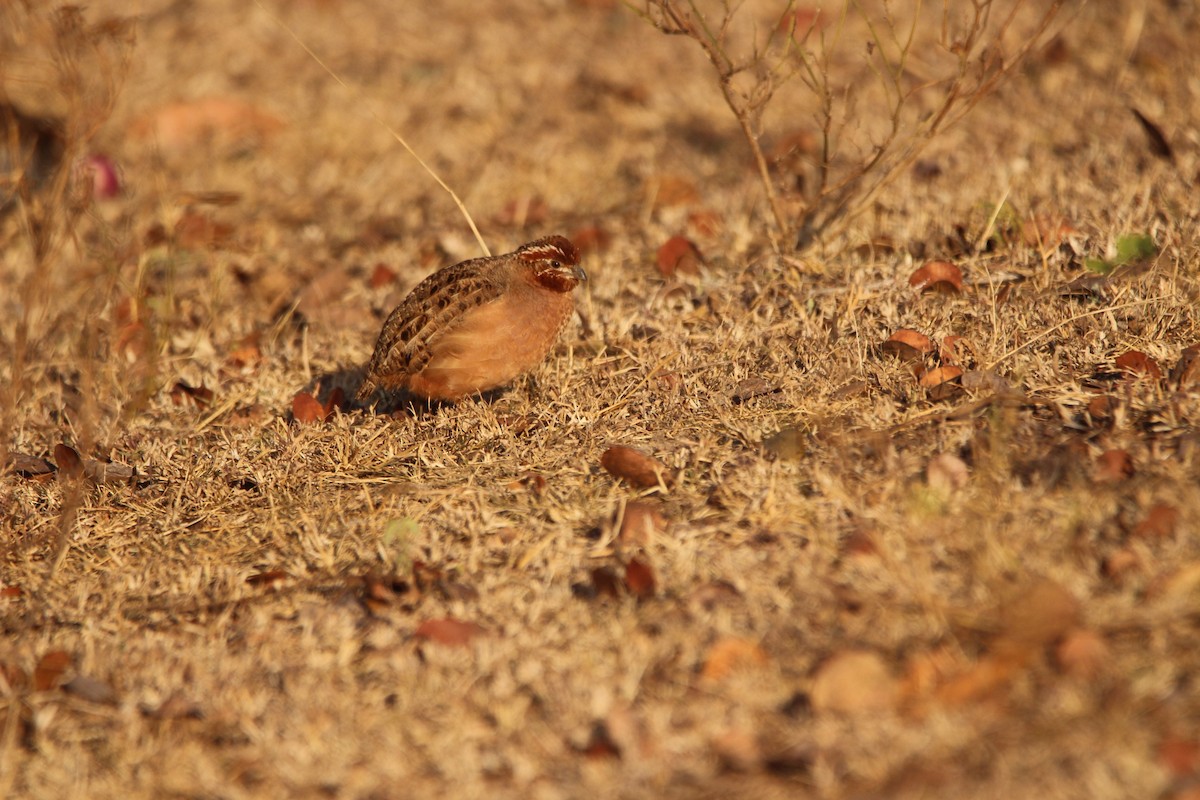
xmin=2 ymin=1 xmax=1199 ymax=798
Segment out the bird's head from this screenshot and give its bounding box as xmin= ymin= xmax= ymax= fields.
xmin=518 ymin=235 xmax=586 ymax=293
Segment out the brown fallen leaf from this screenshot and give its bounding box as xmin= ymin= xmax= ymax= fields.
xmin=1054 ymin=628 xmax=1109 ymax=681
xmin=414 ymin=618 xmax=487 ymax=647
xmin=881 ymin=329 xmax=934 ymax=362
xmin=700 ymin=637 xmax=769 ymax=682
xmin=292 ymin=391 xmax=327 ymax=424
xmin=369 ymin=263 xmax=398 ymax=289
xmin=908 ymin=260 xmax=963 ymax=294
xmin=652 ymin=174 xmax=700 ymax=208
xmin=63 ymin=674 xmax=118 ymax=705
xmin=624 ymin=558 xmax=657 ymax=600
xmin=130 ymin=97 xmax=284 ymax=153
xmin=1171 ymin=344 xmax=1200 ymax=388
xmin=1115 ymin=350 xmax=1163 ymax=381
xmin=731 ymin=377 xmax=779 ymax=403
xmin=601 ymin=445 xmax=671 ymax=489
xmin=570 ymin=225 xmax=612 ymax=255
xmin=997 ymin=577 xmax=1080 ymax=649
xmin=34 ymin=650 xmax=72 ymax=691
xmin=226 ymin=331 xmax=263 ymax=367
xmin=656 ymin=235 xmax=704 ymax=277
xmin=926 ymin=452 xmax=969 ymax=493
xmin=919 ymin=365 xmax=964 ymax=401
xmin=174 ymin=212 xmax=234 ymax=249
xmin=1158 ymin=735 xmax=1200 ymax=778
xmin=617 ymin=501 xmax=667 ymax=549
xmin=1 ymin=585 xmax=23 ymax=598
xmin=7 ymin=453 xmax=55 ymax=478
xmin=589 ymin=566 xmax=622 ymax=600
xmin=810 ymin=650 xmax=899 ymax=714
xmin=1094 ymin=449 xmax=1134 ymax=483
xmin=1133 ymin=503 xmax=1179 ymax=539
xmin=940 ymin=335 xmax=974 ymax=366
xmin=54 ymin=443 xmax=84 ymax=479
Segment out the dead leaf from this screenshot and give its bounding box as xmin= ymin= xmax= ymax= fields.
xmin=600 ymin=445 xmax=671 ymax=489
xmin=1094 ymin=449 xmax=1134 ymax=483
xmin=170 ymin=381 xmax=213 ymax=408
xmin=245 ymin=569 xmax=290 ymax=588
xmin=881 ymin=329 xmax=934 ymax=362
xmin=997 ymin=577 xmax=1080 ymax=649
xmin=589 ymin=566 xmax=622 ymax=600
xmin=810 ymin=650 xmax=899 ymax=714
xmin=53 ymin=443 xmax=83 ymax=479
xmin=7 ymin=453 xmax=55 ymax=478
xmin=63 ymin=674 xmax=118 ymax=705
xmin=413 ymin=617 xmax=487 ymax=647
xmin=687 ymin=209 xmax=723 ymax=237
xmin=731 ymin=377 xmax=778 ymax=403
xmin=33 ymin=650 xmax=72 ymax=691
xmin=908 ymin=260 xmax=963 ymax=294
xmin=940 ymin=335 xmax=973 ymax=366
xmin=226 ymin=331 xmax=263 ymax=367
xmin=1054 ymin=628 xmax=1109 ymax=680
xmin=369 ymin=263 xmax=398 ymax=289
xmin=1158 ymin=736 xmax=1200 ymax=778
xmin=507 ymin=472 xmax=547 ymax=497
xmin=919 ymin=365 xmax=964 ymax=400
xmin=1131 ymin=107 xmax=1174 ymax=163
xmin=1133 ymin=503 xmax=1179 ymax=539
xmin=652 ymin=174 xmax=699 ymax=208
xmin=292 ymin=391 xmax=327 ymax=424
xmin=701 ymin=637 xmax=769 ymax=682
xmin=656 ymin=236 xmax=704 ymax=277
xmin=624 ymin=558 xmax=656 ymax=600
xmin=926 ymin=452 xmax=969 ymax=493
xmin=1 ymin=585 xmax=23 ymax=598
xmin=570 ymin=225 xmax=612 ymax=254
xmin=617 ymin=501 xmax=667 ymax=549
xmin=130 ymin=97 xmax=284 ymax=153
xmin=1171 ymin=344 xmax=1200 ymax=388
xmin=1115 ymin=350 xmax=1163 ymax=380
xmin=174 ymin=212 xmax=234 ymax=249
xmin=933 ymin=653 xmax=1023 ymax=707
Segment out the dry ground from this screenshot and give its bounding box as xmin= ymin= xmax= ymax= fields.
xmin=2 ymin=1 xmax=1200 ymax=798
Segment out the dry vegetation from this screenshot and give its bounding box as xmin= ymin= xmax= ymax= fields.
xmin=2 ymin=1 xmax=1200 ymax=798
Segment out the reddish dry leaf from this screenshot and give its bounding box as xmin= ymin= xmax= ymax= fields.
xmin=570 ymin=225 xmax=612 ymax=255
xmin=0 ymin=662 xmax=28 ymax=691
xmin=174 ymin=212 xmax=234 ymax=249
xmin=581 ymin=721 xmax=622 ymax=760
xmin=687 ymin=209 xmax=723 ymax=237
xmin=624 ymin=558 xmax=657 ymax=600
xmin=1115 ymin=350 xmax=1163 ymax=380
xmin=1088 ymin=395 xmax=1116 ymax=420
xmin=34 ymin=650 xmax=72 ymax=692
xmin=1022 ymin=213 xmax=1076 ymax=248
xmin=226 ymin=331 xmax=263 ymax=367
xmin=369 ymin=263 xmax=398 ymax=289
xmin=116 ymin=321 xmax=150 ymax=358
xmin=1094 ymin=449 xmax=1134 ymax=483
xmin=840 ymin=529 xmax=879 ymax=558
xmin=507 ymin=471 xmax=547 ymax=497
xmin=940 ymin=335 xmax=973 ymax=366
xmin=810 ymin=650 xmax=899 ymax=714
xmin=414 ymin=617 xmax=487 ymax=647
xmin=998 ymin=578 xmax=1080 ymax=648
xmin=618 ymin=501 xmax=667 ymax=549
xmin=908 ymin=260 xmax=963 ymax=294
xmin=777 ymin=8 xmax=825 ymax=35
xmin=600 ymin=445 xmax=671 ymax=489
xmin=130 ymin=97 xmax=284 ymax=153
xmin=1102 ymin=548 xmax=1140 ymax=583
xmin=881 ymin=329 xmax=934 ymax=362
xmin=1055 ymin=628 xmax=1110 ymax=680
xmin=245 ymin=569 xmax=290 ymax=588
xmin=652 ymin=174 xmax=699 ymax=208
xmin=919 ymin=365 xmax=964 ymax=400
xmin=495 ymin=195 xmax=549 ymax=227
xmin=53 ymin=443 xmax=83 ymax=479
xmin=1 ymin=585 xmax=22 ymax=598
xmin=656 ymin=235 xmax=704 ymax=277
xmin=170 ymin=381 xmax=213 ymax=408
xmin=1134 ymin=503 xmax=1180 ymax=539
xmin=590 ymin=566 xmax=622 ymax=599
xmin=292 ymin=391 xmax=326 ymax=424
xmin=1171 ymin=344 xmax=1200 ymax=387
xmin=933 ymin=653 xmax=1023 ymax=707
xmin=700 ymin=637 xmax=769 ymax=682
xmin=1159 ymin=736 xmax=1200 ymax=778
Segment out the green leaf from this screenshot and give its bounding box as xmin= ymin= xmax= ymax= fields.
xmin=1085 ymin=257 xmax=1114 ymax=275
xmin=1114 ymin=233 xmax=1156 ymax=265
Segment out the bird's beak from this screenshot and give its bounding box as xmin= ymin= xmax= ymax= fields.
xmin=572 ymin=264 xmax=588 ymax=282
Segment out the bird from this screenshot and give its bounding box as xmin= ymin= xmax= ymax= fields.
xmin=356 ymin=235 xmax=586 ymax=404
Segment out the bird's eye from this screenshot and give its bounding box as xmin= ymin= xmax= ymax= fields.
xmin=550 ymin=260 xmax=562 ymax=269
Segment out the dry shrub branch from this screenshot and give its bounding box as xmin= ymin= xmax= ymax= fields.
xmin=636 ymin=0 xmax=1066 ymax=251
